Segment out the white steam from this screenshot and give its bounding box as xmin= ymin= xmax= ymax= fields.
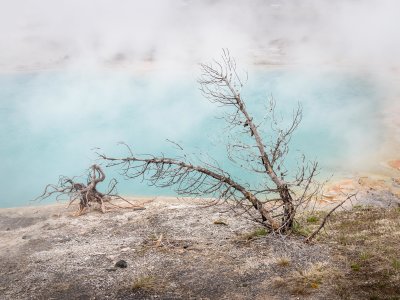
xmin=1 ymin=0 xmax=400 ymax=70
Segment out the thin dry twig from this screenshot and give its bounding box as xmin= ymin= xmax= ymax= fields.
xmin=305 ymin=193 xmax=357 ymax=243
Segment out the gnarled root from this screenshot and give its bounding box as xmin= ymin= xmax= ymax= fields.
xmin=36 ymin=164 xmax=143 ymax=215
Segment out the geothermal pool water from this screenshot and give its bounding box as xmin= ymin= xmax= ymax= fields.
xmin=0 ymin=68 xmax=388 ymax=207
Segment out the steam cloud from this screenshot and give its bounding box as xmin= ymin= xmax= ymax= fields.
xmin=1 ymin=0 xmax=400 ymax=70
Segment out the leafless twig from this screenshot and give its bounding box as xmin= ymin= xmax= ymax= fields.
xmin=305 ymin=193 xmax=357 ymax=243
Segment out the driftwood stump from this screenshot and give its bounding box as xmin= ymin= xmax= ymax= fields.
xmin=36 ymin=164 xmax=140 ymax=215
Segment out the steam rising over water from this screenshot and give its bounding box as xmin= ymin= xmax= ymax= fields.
xmin=0 ymin=67 xmax=392 ymax=207
xmin=0 ymin=0 xmax=399 ymax=207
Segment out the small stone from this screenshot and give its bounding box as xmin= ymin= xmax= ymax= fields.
xmin=106 ymin=268 xmax=117 ymax=272
xmin=6 ymin=227 xmax=10 ymax=231
xmin=183 ymin=245 xmax=189 ymax=249
xmin=115 ymin=260 xmax=127 ymax=268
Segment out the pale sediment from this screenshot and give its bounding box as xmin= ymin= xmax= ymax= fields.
xmin=320 ymin=158 xmax=400 ymax=207
xmin=0 ymin=196 xmax=332 ymax=300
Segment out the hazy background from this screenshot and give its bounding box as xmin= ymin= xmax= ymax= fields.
xmin=0 ymin=0 xmax=399 ymax=207
xmin=1 ymin=0 xmax=400 ymax=69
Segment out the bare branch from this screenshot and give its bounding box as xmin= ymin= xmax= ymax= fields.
xmin=101 ymin=153 xmax=279 ymax=229
xmin=305 ymin=193 xmax=356 ymax=243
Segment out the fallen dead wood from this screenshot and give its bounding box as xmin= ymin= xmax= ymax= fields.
xmin=36 ymin=164 xmax=142 ymax=215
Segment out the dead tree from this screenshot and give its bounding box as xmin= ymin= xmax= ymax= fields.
xmin=101 ymin=50 xmax=319 ymax=233
xmin=36 ymin=164 xmax=137 ymax=215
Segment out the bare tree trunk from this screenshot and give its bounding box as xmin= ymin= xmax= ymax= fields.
xmin=221 ymin=67 xmax=296 ymax=232
xmin=101 ymin=50 xmax=318 ymax=233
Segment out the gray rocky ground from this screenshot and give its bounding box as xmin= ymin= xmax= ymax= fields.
xmin=1 ymin=187 xmax=399 ymax=300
